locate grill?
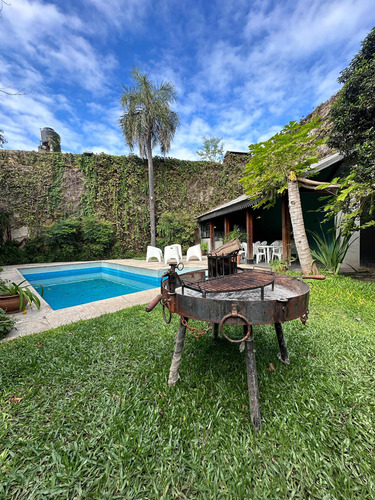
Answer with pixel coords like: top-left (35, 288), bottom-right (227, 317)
top-left (181, 270), bottom-right (275, 299)
top-left (146, 263), bottom-right (310, 430)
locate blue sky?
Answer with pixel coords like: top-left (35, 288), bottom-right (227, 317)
top-left (1, 0), bottom-right (375, 159)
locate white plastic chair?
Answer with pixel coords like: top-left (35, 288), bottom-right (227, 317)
top-left (146, 245), bottom-right (163, 263)
top-left (171, 244), bottom-right (182, 260)
top-left (164, 245), bottom-right (180, 265)
top-left (254, 242), bottom-right (266, 264)
top-left (186, 244), bottom-right (202, 262)
top-left (239, 242), bottom-right (247, 261)
top-left (271, 240), bottom-right (282, 260)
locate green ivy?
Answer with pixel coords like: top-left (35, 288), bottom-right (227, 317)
top-left (0, 150), bottom-right (248, 264)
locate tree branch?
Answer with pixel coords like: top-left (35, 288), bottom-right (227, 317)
top-left (297, 177), bottom-right (340, 188)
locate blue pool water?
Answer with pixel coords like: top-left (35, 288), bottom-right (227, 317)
top-left (21, 265), bottom-right (160, 310)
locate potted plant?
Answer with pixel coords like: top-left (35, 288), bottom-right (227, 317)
top-left (0, 280), bottom-right (43, 314)
top-left (200, 242), bottom-right (208, 256)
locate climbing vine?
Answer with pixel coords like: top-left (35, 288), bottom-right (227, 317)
top-left (0, 150), bottom-right (247, 262)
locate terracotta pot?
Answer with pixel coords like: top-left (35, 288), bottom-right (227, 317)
top-left (0, 294), bottom-right (21, 314)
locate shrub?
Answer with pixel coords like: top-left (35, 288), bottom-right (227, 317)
top-left (157, 211), bottom-right (198, 252)
top-left (0, 307), bottom-right (15, 339)
top-left (223, 225), bottom-right (247, 244)
top-left (0, 241), bottom-right (24, 266)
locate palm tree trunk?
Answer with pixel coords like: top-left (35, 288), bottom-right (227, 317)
top-left (287, 175), bottom-right (318, 275)
top-left (147, 135), bottom-right (156, 247)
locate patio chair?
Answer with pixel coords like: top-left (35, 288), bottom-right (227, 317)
top-left (186, 244), bottom-right (202, 262)
top-left (164, 245), bottom-right (180, 265)
top-left (239, 242), bottom-right (247, 261)
top-left (146, 245), bottom-right (163, 263)
top-left (171, 244), bottom-right (182, 260)
top-left (254, 242), bottom-right (266, 264)
top-left (271, 240), bottom-right (282, 260)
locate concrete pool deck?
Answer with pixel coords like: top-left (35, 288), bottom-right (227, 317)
top-left (0, 258), bottom-right (210, 342)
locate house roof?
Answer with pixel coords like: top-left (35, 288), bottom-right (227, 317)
top-left (307, 152), bottom-right (343, 174)
top-left (197, 152), bottom-right (343, 223)
top-left (197, 194), bottom-right (258, 222)
top-left (224, 150), bottom-right (249, 158)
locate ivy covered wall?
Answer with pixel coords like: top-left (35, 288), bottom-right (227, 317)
top-left (0, 150), bottom-right (246, 253)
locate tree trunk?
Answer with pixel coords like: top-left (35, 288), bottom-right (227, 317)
top-left (147, 135), bottom-right (156, 247)
top-left (287, 175), bottom-right (318, 275)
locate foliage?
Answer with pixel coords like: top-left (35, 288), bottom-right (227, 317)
top-left (0, 150), bottom-right (246, 262)
top-left (200, 242), bottom-right (208, 254)
top-left (270, 258), bottom-right (288, 273)
top-left (44, 216), bottom-right (114, 262)
top-left (156, 211), bottom-right (198, 252)
top-left (241, 119), bottom-right (324, 275)
top-left (0, 279), bottom-right (42, 312)
top-left (223, 224), bottom-right (247, 244)
top-left (241, 118), bottom-right (323, 207)
top-left (0, 241), bottom-right (24, 266)
top-left (48, 130), bottom-right (61, 152)
top-left (119, 68), bottom-right (179, 158)
top-left (0, 216), bottom-right (115, 265)
top-left (0, 129), bottom-right (6, 148)
top-left (0, 277), bottom-right (374, 497)
top-left (309, 223), bottom-right (354, 275)
top-left (0, 307), bottom-right (15, 339)
top-left (196, 136), bottom-right (224, 162)
top-left (0, 211), bottom-right (9, 245)
top-left (45, 218), bottom-right (81, 247)
top-left (328, 27), bottom-right (375, 229)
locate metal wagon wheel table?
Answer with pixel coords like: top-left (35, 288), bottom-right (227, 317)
top-left (146, 263), bottom-right (310, 430)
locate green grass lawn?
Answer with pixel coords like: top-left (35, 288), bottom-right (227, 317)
top-left (0, 276), bottom-right (374, 499)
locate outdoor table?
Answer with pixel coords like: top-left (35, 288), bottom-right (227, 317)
top-left (257, 245), bottom-right (274, 263)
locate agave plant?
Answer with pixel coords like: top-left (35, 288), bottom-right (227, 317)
top-left (309, 223), bottom-right (355, 275)
top-left (0, 280), bottom-right (43, 312)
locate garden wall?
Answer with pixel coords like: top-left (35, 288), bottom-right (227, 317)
top-left (0, 150), bottom-right (246, 254)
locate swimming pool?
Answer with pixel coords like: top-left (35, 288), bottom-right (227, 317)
top-left (19, 263), bottom-right (162, 310)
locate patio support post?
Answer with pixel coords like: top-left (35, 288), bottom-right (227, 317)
top-left (210, 221), bottom-right (215, 253)
top-left (246, 209), bottom-right (253, 259)
top-left (282, 195), bottom-right (291, 264)
top-left (224, 216), bottom-right (230, 237)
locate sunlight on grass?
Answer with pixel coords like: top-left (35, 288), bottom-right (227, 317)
top-left (0, 276), bottom-right (374, 498)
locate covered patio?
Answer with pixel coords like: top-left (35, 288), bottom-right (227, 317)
top-left (197, 153), bottom-right (354, 266)
top-left (198, 194), bottom-right (293, 264)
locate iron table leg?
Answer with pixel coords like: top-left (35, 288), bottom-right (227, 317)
top-left (244, 327), bottom-right (261, 430)
top-left (168, 317), bottom-right (187, 386)
top-left (211, 323), bottom-right (219, 340)
top-left (274, 322), bottom-right (290, 365)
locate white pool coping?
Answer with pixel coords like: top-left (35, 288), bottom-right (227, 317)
top-left (1, 258), bottom-right (207, 342)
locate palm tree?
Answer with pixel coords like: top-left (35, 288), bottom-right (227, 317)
top-left (119, 68), bottom-right (179, 246)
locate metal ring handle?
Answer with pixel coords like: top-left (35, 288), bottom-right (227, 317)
top-left (219, 312), bottom-right (252, 343)
top-left (177, 262), bottom-right (184, 271)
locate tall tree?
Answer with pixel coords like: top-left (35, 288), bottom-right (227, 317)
top-left (328, 27), bottom-right (375, 229)
top-left (197, 136), bottom-right (224, 162)
top-left (241, 119), bottom-right (324, 275)
top-left (119, 68), bottom-right (179, 246)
